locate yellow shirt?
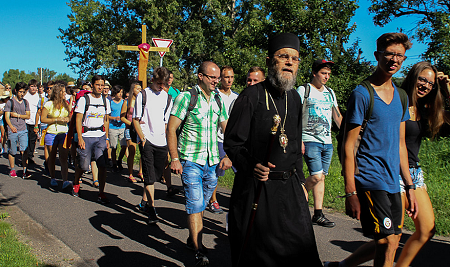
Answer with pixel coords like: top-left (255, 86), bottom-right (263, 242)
top-left (44, 101), bottom-right (69, 134)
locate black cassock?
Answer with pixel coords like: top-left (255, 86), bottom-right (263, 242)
top-left (224, 81), bottom-right (322, 267)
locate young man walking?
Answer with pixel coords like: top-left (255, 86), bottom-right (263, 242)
top-left (297, 59), bottom-right (342, 227)
top-left (167, 61), bottom-right (231, 266)
top-left (4, 82), bottom-right (31, 178)
top-left (133, 67), bottom-right (172, 224)
top-left (326, 32), bottom-right (418, 267)
top-left (72, 75), bottom-right (111, 204)
top-left (24, 79), bottom-right (41, 165)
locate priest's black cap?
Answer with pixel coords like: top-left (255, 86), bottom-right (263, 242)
top-left (268, 33), bottom-right (300, 56)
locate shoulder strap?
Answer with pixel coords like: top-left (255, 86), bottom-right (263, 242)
top-left (213, 89), bottom-right (222, 112)
top-left (82, 94), bottom-right (90, 125)
top-left (359, 79), bottom-right (375, 135)
top-left (164, 94), bottom-right (172, 116)
top-left (301, 83), bottom-right (310, 116)
top-left (177, 88), bottom-right (198, 136)
top-left (9, 99), bottom-right (14, 112)
top-left (397, 87), bottom-right (408, 120)
top-left (324, 85), bottom-right (335, 102)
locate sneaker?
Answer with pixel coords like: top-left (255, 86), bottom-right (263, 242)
top-left (97, 193), bottom-right (110, 204)
top-left (147, 206), bottom-right (159, 224)
top-left (72, 184), bottom-right (80, 197)
top-left (22, 171), bottom-right (32, 179)
top-left (9, 170), bottom-right (17, 178)
top-left (62, 181), bottom-right (73, 193)
top-left (136, 203), bottom-right (150, 215)
top-left (324, 262), bottom-right (340, 267)
top-left (50, 178), bottom-right (58, 187)
top-left (186, 236), bottom-right (208, 254)
top-left (207, 201), bottom-right (223, 214)
top-left (312, 214), bottom-right (336, 228)
top-left (194, 250), bottom-right (209, 266)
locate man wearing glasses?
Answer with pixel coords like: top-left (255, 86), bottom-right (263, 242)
top-left (167, 61), bottom-right (231, 266)
top-left (326, 33), bottom-right (418, 267)
top-left (297, 59), bottom-right (342, 228)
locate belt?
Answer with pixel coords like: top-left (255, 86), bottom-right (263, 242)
top-left (268, 169), bottom-right (296, 180)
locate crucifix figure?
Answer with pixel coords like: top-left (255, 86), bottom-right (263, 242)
top-left (117, 24), bottom-right (169, 88)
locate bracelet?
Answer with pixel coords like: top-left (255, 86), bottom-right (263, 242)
top-left (34, 126), bottom-right (39, 129)
top-left (172, 158), bottom-right (179, 162)
top-left (404, 184), bottom-right (416, 190)
top-left (106, 138), bottom-right (110, 141)
top-left (337, 191), bottom-right (357, 198)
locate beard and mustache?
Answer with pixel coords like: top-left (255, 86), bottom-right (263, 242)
top-left (267, 60), bottom-right (297, 92)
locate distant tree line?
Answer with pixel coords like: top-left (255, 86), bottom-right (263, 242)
top-left (2, 68), bottom-right (75, 87)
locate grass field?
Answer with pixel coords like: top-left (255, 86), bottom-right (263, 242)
top-left (218, 136), bottom-right (450, 237)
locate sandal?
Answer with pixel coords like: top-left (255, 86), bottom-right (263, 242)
top-left (127, 175), bottom-right (137, 183)
top-left (138, 173), bottom-right (144, 182)
top-left (79, 178), bottom-right (83, 184)
top-left (93, 180), bottom-right (99, 188)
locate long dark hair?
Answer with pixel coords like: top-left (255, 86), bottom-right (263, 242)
top-left (401, 61), bottom-right (445, 138)
top-left (49, 83), bottom-right (69, 112)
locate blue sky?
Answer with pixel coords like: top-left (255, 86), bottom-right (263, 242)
top-left (0, 0), bottom-right (427, 81)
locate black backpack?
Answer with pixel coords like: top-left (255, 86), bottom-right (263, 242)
top-left (336, 79), bottom-right (408, 170)
top-left (176, 88), bottom-right (222, 137)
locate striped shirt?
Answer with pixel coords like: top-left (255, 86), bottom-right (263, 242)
top-left (171, 85), bottom-right (228, 166)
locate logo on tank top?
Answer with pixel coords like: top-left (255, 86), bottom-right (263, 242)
top-left (383, 217), bottom-right (392, 229)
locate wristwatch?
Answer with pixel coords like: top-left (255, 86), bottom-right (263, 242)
top-left (405, 184), bottom-right (416, 190)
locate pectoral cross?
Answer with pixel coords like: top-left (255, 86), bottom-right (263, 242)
top-left (117, 24), bottom-right (169, 89)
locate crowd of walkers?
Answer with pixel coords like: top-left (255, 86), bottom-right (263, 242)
top-left (0, 31), bottom-right (449, 267)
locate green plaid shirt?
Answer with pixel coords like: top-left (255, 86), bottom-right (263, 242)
top-left (171, 85), bottom-right (228, 166)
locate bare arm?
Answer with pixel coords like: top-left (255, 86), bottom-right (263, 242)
top-left (120, 101), bottom-right (132, 126)
top-left (104, 112), bottom-right (109, 149)
top-left (133, 118), bottom-right (145, 144)
top-left (167, 115), bottom-right (182, 174)
top-left (5, 112), bottom-right (17, 133)
top-left (218, 119), bottom-right (232, 171)
top-left (76, 112), bottom-right (85, 149)
top-left (399, 121), bottom-right (418, 219)
top-left (332, 106), bottom-right (343, 129)
top-left (342, 123), bottom-right (361, 220)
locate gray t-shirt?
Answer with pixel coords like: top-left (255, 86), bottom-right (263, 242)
top-left (4, 97), bottom-right (30, 134)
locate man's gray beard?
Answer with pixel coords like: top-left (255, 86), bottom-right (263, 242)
top-left (267, 67), bottom-right (296, 92)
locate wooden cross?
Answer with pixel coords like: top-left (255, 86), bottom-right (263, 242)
top-left (117, 24), bottom-right (169, 89)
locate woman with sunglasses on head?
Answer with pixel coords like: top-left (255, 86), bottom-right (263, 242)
top-left (396, 61), bottom-right (450, 267)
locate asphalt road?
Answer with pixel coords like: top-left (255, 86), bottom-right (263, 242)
top-left (0, 146), bottom-right (449, 267)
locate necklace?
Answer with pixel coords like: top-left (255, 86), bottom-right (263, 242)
top-left (265, 89), bottom-right (288, 153)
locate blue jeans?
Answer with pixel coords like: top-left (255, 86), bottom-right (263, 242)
top-left (303, 142), bottom-right (333, 176)
top-left (181, 159), bottom-right (218, 214)
top-left (8, 130), bottom-right (28, 155)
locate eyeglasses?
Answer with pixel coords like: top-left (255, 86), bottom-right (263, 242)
top-left (417, 76), bottom-right (435, 89)
top-left (201, 73), bottom-right (221, 82)
top-left (273, 54), bottom-right (300, 63)
top-left (377, 51), bottom-right (407, 62)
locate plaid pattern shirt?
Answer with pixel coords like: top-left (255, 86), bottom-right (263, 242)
top-left (171, 85), bottom-right (228, 166)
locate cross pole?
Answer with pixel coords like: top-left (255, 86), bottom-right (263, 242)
top-left (117, 24), bottom-right (169, 89)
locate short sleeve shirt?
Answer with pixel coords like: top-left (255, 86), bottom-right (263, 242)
top-left (297, 84), bottom-right (338, 144)
top-left (346, 84), bottom-right (409, 193)
top-left (74, 94), bottom-right (111, 138)
top-left (217, 90), bottom-right (238, 142)
top-left (44, 101), bottom-right (69, 134)
top-left (109, 99), bottom-right (125, 129)
top-left (23, 92), bottom-right (40, 125)
top-left (4, 97), bottom-right (30, 134)
top-left (171, 85), bottom-right (228, 166)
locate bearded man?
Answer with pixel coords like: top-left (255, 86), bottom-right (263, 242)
top-left (224, 33), bottom-right (322, 267)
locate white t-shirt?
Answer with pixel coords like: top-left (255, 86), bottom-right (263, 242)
top-left (217, 90), bottom-right (238, 142)
top-left (133, 88), bottom-right (172, 147)
top-left (297, 83), bottom-right (338, 144)
top-left (74, 94), bottom-right (111, 138)
top-left (23, 92), bottom-right (40, 125)
top-left (0, 103), bottom-right (5, 120)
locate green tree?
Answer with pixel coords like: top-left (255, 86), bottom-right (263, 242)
top-left (369, 0), bottom-right (450, 73)
top-left (54, 73), bottom-right (76, 83)
top-left (2, 69), bottom-right (37, 87)
top-left (38, 68), bottom-right (57, 83)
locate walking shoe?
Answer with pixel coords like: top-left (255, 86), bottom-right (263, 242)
top-left (9, 170), bottom-right (17, 178)
top-left (194, 250), bottom-right (209, 266)
top-left (186, 236), bottom-right (208, 254)
top-left (117, 163), bottom-right (124, 171)
top-left (324, 262), bottom-right (340, 267)
top-left (22, 171), bottom-right (32, 179)
top-left (97, 193), bottom-right (110, 204)
top-left (312, 214), bottom-right (336, 228)
top-left (136, 203), bottom-right (150, 215)
top-left (147, 207), bottom-right (159, 224)
top-left (207, 201), bottom-right (223, 214)
top-left (62, 181), bottom-right (73, 193)
top-left (50, 178), bottom-right (58, 187)
top-left (166, 186), bottom-right (180, 197)
top-left (72, 184), bottom-right (80, 197)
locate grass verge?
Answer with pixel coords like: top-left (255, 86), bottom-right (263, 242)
top-left (0, 212), bottom-right (50, 267)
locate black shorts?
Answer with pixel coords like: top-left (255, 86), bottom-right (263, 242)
top-left (138, 140), bottom-right (168, 186)
top-left (357, 188), bottom-right (403, 239)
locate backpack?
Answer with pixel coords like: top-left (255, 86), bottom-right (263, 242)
top-left (336, 79), bottom-right (408, 173)
top-left (3, 98), bottom-right (29, 126)
top-left (176, 88), bottom-right (222, 137)
top-left (81, 94), bottom-right (108, 133)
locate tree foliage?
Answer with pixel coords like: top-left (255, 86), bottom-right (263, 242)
top-left (2, 68), bottom-right (74, 87)
top-left (59, 0), bottom-right (373, 107)
top-left (369, 0), bottom-right (450, 74)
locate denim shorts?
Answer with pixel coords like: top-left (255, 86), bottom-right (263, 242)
top-left (303, 142), bottom-right (333, 175)
top-left (399, 165), bottom-right (426, 193)
top-left (44, 133), bottom-right (67, 146)
top-left (124, 128), bottom-right (131, 140)
top-left (8, 130), bottom-right (28, 155)
top-left (76, 135), bottom-right (108, 171)
top-left (181, 159), bottom-right (218, 214)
